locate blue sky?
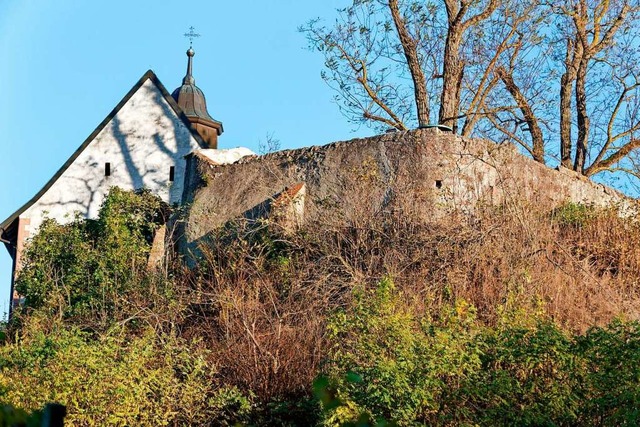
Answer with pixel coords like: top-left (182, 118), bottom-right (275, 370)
top-left (0, 0), bottom-right (372, 316)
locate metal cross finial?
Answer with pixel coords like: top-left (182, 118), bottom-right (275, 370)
top-left (184, 26), bottom-right (200, 48)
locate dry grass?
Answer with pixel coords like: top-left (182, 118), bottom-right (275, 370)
top-left (171, 195), bottom-right (640, 401)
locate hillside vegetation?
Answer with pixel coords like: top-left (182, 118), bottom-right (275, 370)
top-left (2, 188), bottom-right (640, 426)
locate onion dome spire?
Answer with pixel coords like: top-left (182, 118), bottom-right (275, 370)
top-left (171, 34), bottom-right (223, 149)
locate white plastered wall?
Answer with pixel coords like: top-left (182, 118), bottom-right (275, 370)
top-left (21, 78), bottom-right (201, 234)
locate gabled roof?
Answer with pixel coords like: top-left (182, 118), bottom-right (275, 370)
top-left (0, 70), bottom-right (207, 246)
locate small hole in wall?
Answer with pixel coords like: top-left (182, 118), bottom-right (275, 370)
top-left (435, 180), bottom-right (443, 189)
top-left (105, 162), bottom-right (111, 177)
top-left (169, 166), bottom-right (175, 182)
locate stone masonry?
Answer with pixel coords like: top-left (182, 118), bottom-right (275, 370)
top-left (179, 129), bottom-right (635, 259)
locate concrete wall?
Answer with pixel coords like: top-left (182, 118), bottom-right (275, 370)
top-left (21, 78), bottom-right (201, 235)
top-left (181, 129), bottom-right (634, 256)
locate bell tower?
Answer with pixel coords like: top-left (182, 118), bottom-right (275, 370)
top-left (171, 40), bottom-right (223, 148)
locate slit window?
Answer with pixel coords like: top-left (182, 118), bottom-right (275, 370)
top-left (435, 180), bottom-right (443, 189)
top-left (105, 162), bottom-right (111, 177)
top-left (169, 166), bottom-right (175, 182)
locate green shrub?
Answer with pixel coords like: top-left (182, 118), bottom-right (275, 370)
top-left (574, 320), bottom-right (640, 426)
top-left (551, 202), bottom-right (598, 227)
top-left (318, 279), bottom-right (640, 426)
top-left (321, 278), bottom-right (482, 426)
top-left (0, 322), bottom-right (234, 426)
top-left (471, 321), bottom-right (579, 425)
top-left (15, 188), bottom-right (168, 324)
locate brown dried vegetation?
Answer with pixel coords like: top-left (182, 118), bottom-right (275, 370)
top-left (8, 188), bottom-right (640, 422)
top-left (170, 194), bottom-right (640, 403)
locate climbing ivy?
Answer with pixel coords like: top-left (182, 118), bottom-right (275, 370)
top-left (15, 188), bottom-right (168, 323)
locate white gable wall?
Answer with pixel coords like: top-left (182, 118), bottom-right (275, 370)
top-left (21, 78), bottom-right (201, 235)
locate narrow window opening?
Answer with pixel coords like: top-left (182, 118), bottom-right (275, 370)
top-left (169, 166), bottom-right (175, 182)
top-left (105, 162), bottom-right (111, 177)
top-left (435, 180), bottom-right (443, 189)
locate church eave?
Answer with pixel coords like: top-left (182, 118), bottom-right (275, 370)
top-left (188, 116), bottom-right (224, 135)
top-left (0, 221), bottom-right (17, 256)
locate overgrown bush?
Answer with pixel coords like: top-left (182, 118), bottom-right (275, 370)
top-left (320, 278), bottom-right (481, 425)
top-left (193, 219), bottom-right (328, 403)
top-left (574, 320), bottom-right (640, 425)
top-left (319, 278), bottom-right (640, 426)
top-left (0, 318), bottom-right (252, 426)
top-left (15, 188), bottom-right (169, 328)
top-left (5, 189), bottom-right (640, 425)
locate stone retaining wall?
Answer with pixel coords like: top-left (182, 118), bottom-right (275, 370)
top-left (179, 129), bottom-right (634, 258)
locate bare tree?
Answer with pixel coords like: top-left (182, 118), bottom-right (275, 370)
top-left (301, 1), bottom-right (431, 131)
top-left (553, 0), bottom-right (640, 175)
top-left (487, 0), bottom-right (640, 175)
top-left (258, 132), bottom-right (282, 155)
top-left (303, 0), bottom-right (640, 184)
top-left (389, 0), bottom-right (431, 126)
top-left (459, 0), bottom-right (549, 166)
top-left (439, 0), bottom-right (499, 131)
top-left (302, 0), bottom-right (533, 133)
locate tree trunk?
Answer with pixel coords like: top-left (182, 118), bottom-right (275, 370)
top-left (573, 56), bottom-right (589, 173)
top-left (497, 67), bottom-right (545, 164)
top-left (559, 40), bottom-right (578, 169)
top-left (440, 28), bottom-right (463, 132)
top-left (559, 72), bottom-right (574, 168)
top-left (389, 0), bottom-right (430, 127)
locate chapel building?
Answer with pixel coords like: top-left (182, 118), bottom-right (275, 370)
top-left (0, 47), bottom-right (247, 312)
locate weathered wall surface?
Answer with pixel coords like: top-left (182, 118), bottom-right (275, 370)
top-left (181, 129), bottom-right (633, 257)
top-left (22, 78), bottom-right (201, 235)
